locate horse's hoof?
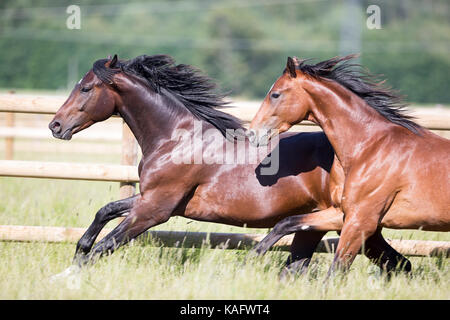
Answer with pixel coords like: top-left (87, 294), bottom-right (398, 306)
top-left (49, 265), bottom-right (81, 289)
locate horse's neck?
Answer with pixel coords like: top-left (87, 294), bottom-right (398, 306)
top-left (305, 80), bottom-right (389, 171)
top-left (118, 89), bottom-right (195, 157)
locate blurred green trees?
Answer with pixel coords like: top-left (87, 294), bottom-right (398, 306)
top-left (0, 0), bottom-right (449, 103)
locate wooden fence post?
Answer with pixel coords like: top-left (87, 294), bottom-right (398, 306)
top-left (119, 121), bottom-right (138, 199)
top-left (4, 112), bottom-right (15, 160)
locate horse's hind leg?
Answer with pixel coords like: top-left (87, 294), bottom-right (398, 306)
top-left (280, 230), bottom-right (327, 278)
top-left (249, 207), bottom-right (343, 257)
top-left (73, 195), bottom-right (138, 264)
top-left (364, 228), bottom-right (411, 274)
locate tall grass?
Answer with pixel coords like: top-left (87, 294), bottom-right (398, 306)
top-left (0, 241), bottom-right (447, 299)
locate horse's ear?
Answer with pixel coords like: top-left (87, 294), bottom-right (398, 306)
top-left (292, 56), bottom-right (302, 65)
top-left (110, 54), bottom-right (118, 69)
top-left (286, 57), bottom-right (297, 78)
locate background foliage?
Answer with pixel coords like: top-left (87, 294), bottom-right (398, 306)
top-left (1, 0), bottom-right (449, 103)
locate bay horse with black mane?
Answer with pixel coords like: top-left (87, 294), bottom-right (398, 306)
top-left (49, 54), bottom-right (409, 278)
top-left (248, 54), bottom-right (449, 276)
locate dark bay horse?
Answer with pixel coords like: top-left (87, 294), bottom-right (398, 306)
top-left (48, 54), bottom-right (408, 278)
top-left (248, 54), bottom-right (449, 275)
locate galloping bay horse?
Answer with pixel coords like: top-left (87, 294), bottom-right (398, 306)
top-left (248, 54), bottom-right (449, 275)
top-left (49, 54), bottom-right (409, 277)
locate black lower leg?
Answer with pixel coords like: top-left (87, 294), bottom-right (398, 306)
top-left (73, 195), bottom-right (138, 264)
top-left (281, 231), bottom-right (326, 278)
top-left (250, 215), bottom-right (312, 257)
top-left (364, 229), bottom-right (412, 275)
top-left (75, 209), bottom-right (168, 267)
top-left (75, 219), bottom-right (133, 267)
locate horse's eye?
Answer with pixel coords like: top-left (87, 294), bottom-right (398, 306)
top-left (80, 87), bottom-right (92, 93)
top-left (271, 92), bottom-right (280, 99)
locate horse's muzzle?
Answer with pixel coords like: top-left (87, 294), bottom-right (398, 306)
top-left (49, 119), bottom-right (72, 140)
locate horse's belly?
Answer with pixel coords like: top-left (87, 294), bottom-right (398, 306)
top-left (381, 191), bottom-right (450, 231)
top-left (181, 179), bottom-right (318, 228)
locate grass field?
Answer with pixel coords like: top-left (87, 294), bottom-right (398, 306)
top-left (0, 148), bottom-right (449, 300)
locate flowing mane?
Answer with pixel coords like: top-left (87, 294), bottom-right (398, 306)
top-left (294, 54), bottom-right (423, 135)
top-left (93, 54), bottom-right (243, 138)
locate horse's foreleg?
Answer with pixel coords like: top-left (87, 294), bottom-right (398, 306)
top-left (249, 207), bottom-right (343, 257)
top-left (73, 195), bottom-right (138, 264)
top-left (76, 193), bottom-right (174, 267)
top-left (327, 203), bottom-right (380, 277)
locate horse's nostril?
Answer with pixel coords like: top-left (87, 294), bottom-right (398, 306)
top-left (49, 120), bottom-right (61, 134)
top-left (246, 130), bottom-right (260, 146)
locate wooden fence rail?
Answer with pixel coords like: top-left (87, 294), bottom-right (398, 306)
top-left (2, 94), bottom-right (450, 130)
top-left (0, 127), bottom-right (122, 141)
top-left (0, 160), bottom-right (138, 182)
top-left (0, 225), bottom-right (448, 257)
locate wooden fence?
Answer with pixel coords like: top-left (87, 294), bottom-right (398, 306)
top-left (1, 93), bottom-right (449, 257)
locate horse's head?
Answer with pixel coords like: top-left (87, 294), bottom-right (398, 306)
top-left (49, 55), bottom-right (121, 140)
top-left (247, 57), bottom-right (313, 147)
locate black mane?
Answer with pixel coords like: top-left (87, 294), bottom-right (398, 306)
top-left (295, 54), bottom-right (423, 135)
top-left (93, 55), bottom-right (243, 139)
